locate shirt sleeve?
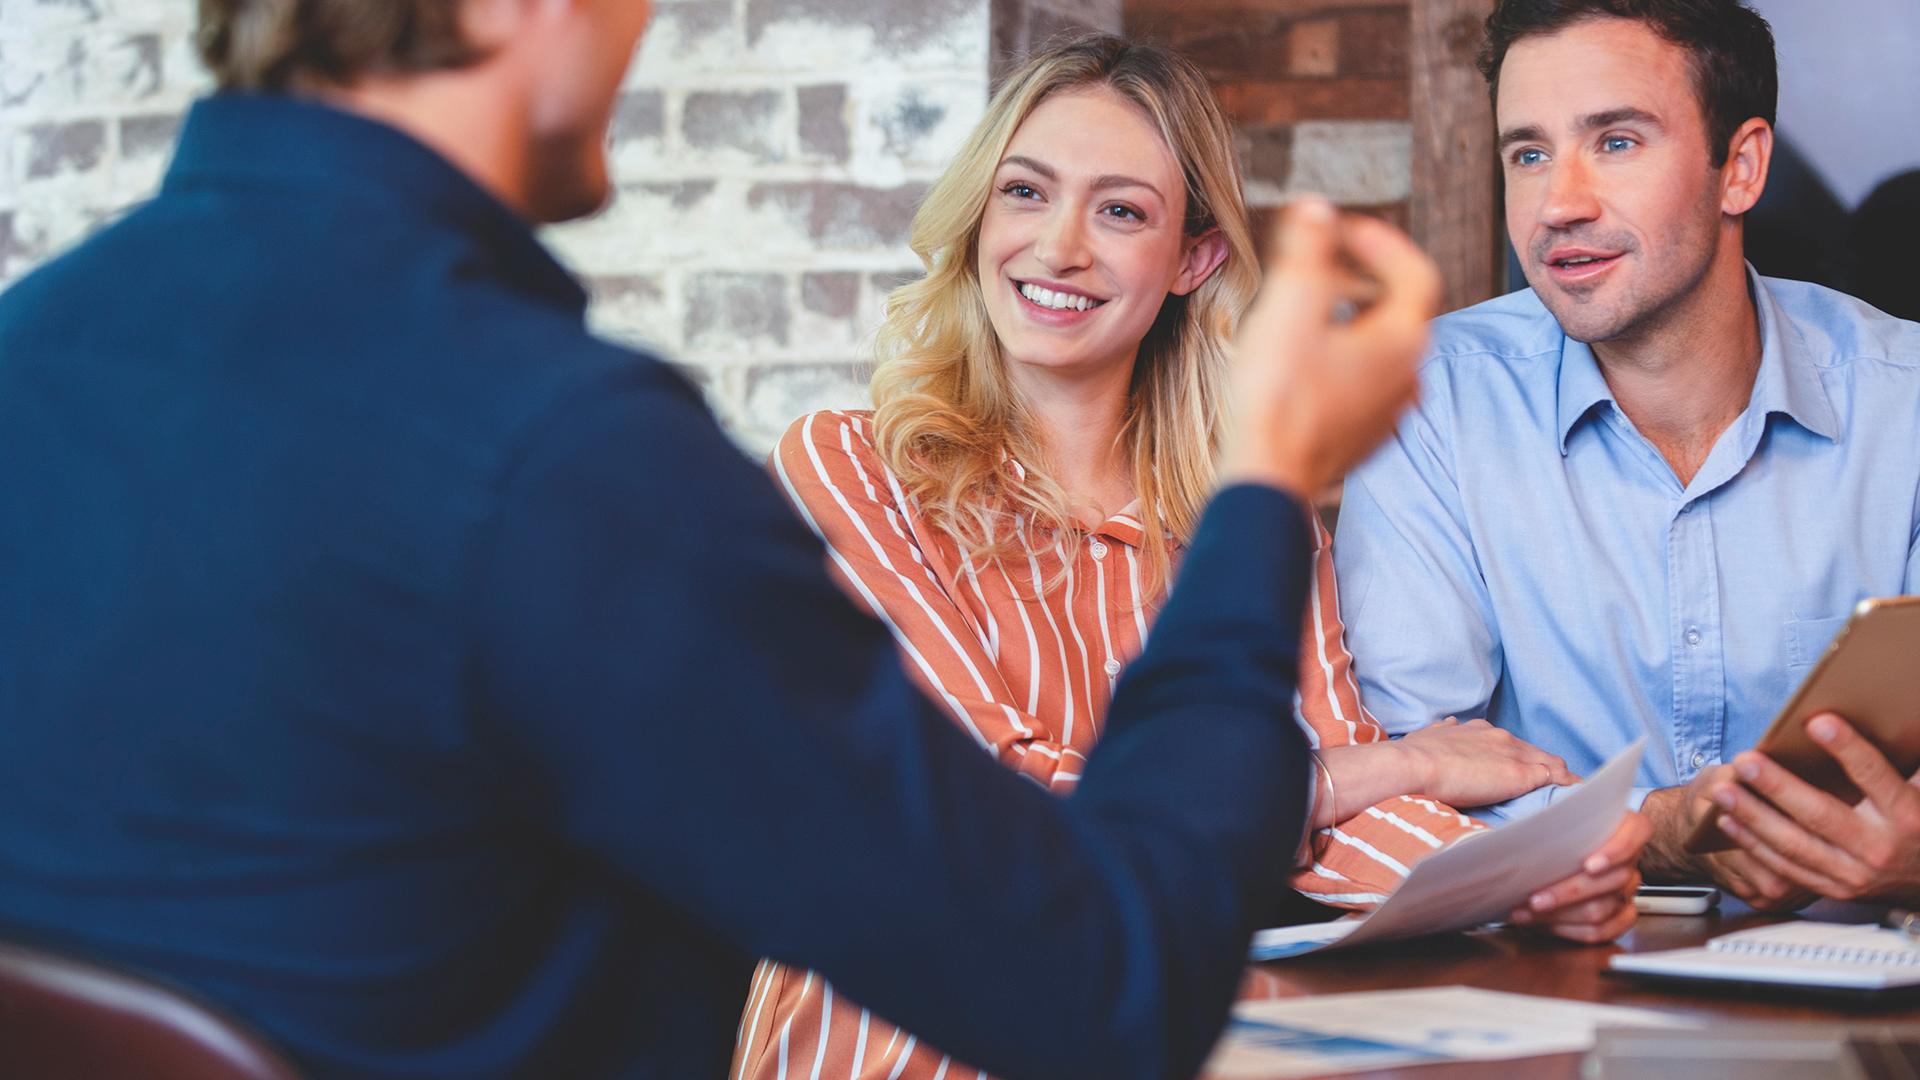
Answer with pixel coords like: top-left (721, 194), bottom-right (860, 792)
top-left (468, 363), bottom-right (1315, 1080)
top-left (1288, 508), bottom-right (1486, 908)
top-left (1333, 362), bottom-right (1504, 735)
top-left (770, 412), bottom-right (1084, 791)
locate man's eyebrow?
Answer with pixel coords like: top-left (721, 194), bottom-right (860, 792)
top-left (1496, 123), bottom-right (1548, 152)
top-left (1499, 108), bottom-right (1667, 152)
top-left (1579, 106), bottom-right (1664, 131)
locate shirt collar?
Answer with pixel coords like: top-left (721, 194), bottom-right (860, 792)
top-left (1746, 266), bottom-right (1841, 443)
top-left (1553, 265), bottom-right (1840, 454)
top-left (1000, 454), bottom-right (1151, 547)
top-left (163, 93), bottom-right (588, 317)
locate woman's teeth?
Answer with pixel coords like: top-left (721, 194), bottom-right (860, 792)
top-left (1019, 282), bottom-right (1101, 312)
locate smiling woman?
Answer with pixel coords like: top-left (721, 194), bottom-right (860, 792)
top-left (732, 33), bottom-right (1586, 1080)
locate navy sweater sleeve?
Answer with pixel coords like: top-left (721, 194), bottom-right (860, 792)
top-left (471, 367), bottom-right (1313, 1080)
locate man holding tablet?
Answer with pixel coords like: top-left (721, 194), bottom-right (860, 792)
top-left (1333, 0), bottom-right (1920, 911)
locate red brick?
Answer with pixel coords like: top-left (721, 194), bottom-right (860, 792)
top-left (1288, 18), bottom-right (1340, 77)
top-left (1214, 77), bottom-right (1409, 123)
top-left (1336, 8), bottom-right (1410, 79)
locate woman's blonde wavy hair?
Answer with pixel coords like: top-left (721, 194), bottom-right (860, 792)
top-left (868, 34), bottom-right (1257, 596)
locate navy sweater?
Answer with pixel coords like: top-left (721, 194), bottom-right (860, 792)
top-left (0, 94), bottom-right (1312, 1079)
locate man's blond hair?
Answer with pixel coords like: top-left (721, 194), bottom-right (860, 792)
top-left (196, 0), bottom-right (484, 90)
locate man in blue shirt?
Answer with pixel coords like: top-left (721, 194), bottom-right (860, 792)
top-left (1336, 0), bottom-right (1920, 912)
top-left (0, 2), bottom-right (1649, 1078)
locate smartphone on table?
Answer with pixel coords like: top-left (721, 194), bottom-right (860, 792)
top-left (1633, 886), bottom-right (1720, 915)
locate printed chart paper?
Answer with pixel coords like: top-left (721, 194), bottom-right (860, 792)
top-left (1203, 985), bottom-right (1690, 1079)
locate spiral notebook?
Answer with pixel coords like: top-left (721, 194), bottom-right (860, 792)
top-left (1610, 922), bottom-right (1920, 993)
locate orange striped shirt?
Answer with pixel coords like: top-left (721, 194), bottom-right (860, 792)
top-left (733, 410), bottom-right (1484, 1080)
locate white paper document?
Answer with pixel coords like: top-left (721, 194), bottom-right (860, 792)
top-left (1251, 739), bottom-right (1646, 960)
top-left (1203, 986), bottom-right (1690, 1079)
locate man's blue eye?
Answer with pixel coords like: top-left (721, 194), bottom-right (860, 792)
top-left (1604, 137), bottom-right (1634, 152)
top-left (1517, 149), bottom-right (1546, 166)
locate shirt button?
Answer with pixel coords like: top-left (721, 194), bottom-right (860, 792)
top-left (1692, 752), bottom-right (1707, 769)
top-left (1089, 541), bottom-right (1108, 559)
top-left (1103, 658), bottom-right (1121, 677)
top-left (1686, 627), bottom-right (1702, 647)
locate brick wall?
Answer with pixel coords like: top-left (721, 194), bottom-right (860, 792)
top-left (1, 0), bottom-right (1407, 453)
top-left (0, 0), bottom-right (1115, 454)
top-left (550, 0), bottom-right (1010, 450)
top-left (1125, 0), bottom-right (1413, 241)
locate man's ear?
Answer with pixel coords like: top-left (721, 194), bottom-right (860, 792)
top-left (1722, 117), bottom-right (1773, 217)
top-left (1172, 228), bottom-right (1229, 297)
top-left (458, 0), bottom-right (542, 51)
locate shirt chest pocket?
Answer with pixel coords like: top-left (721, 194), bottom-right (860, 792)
top-left (1785, 614), bottom-right (1854, 679)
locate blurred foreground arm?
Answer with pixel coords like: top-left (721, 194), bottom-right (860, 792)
top-left (476, 200), bottom-right (1438, 1080)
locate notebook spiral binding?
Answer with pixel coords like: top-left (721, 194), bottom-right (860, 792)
top-left (1708, 938), bottom-right (1920, 966)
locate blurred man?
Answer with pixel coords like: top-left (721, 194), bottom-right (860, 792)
top-left (1334, 0), bottom-right (1920, 912)
top-left (0, 2), bottom-right (1650, 1078)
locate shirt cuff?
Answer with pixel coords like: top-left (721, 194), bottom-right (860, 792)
top-left (1473, 782), bottom-right (1656, 826)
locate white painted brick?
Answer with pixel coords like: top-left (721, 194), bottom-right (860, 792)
top-left (852, 78), bottom-right (985, 174)
top-left (628, 0), bottom-right (740, 84)
top-left (4, 0), bottom-right (107, 34)
top-left (734, 362), bottom-right (873, 453)
top-left (586, 273), bottom-right (680, 355)
top-left (0, 32), bottom-right (86, 117)
top-left (1276, 120), bottom-right (1413, 206)
top-left (745, 2), bottom-right (988, 78)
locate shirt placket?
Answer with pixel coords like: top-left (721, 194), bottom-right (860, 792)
top-left (1668, 497), bottom-right (1727, 783)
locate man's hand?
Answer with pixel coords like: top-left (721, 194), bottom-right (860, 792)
top-left (1508, 811), bottom-right (1650, 943)
top-left (1396, 717), bottom-right (1579, 809)
top-left (1220, 196), bottom-right (1440, 500)
top-left (1712, 713), bottom-right (1920, 904)
top-left (1638, 767), bottom-right (1816, 912)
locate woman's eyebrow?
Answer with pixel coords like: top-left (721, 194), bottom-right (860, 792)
top-left (999, 155), bottom-right (1164, 201)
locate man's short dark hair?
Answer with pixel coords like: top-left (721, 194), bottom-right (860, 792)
top-left (197, 0), bottom-right (485, 91)
top-left (1478, 0), bottom-right (1778, 167)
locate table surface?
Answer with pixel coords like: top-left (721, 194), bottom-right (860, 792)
top-left (1218, 908), bottom-right (1920, 1079)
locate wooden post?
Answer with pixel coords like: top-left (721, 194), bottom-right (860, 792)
top-left (1411, 0), bottom-right (1503, 313)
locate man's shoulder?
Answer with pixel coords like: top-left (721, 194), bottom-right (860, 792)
top-left (1759, 276), bottom-right (1920, 371)
top-left (1423, 287), bottom-right (1565, 371)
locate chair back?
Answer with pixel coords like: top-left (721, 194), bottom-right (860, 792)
top-left (0, 940), bottom-right (301, 1080)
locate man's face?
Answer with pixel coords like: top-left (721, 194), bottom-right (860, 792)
top-left (1496, 17), bottom-right (1727, 344)
top-left (523, 0), bottom-right (654, 222)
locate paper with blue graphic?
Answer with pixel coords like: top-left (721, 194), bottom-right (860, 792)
top-left (1251, 739), bottom-right (1646, 960)
top-left (1203, 986), bottom-right (1688, 1078)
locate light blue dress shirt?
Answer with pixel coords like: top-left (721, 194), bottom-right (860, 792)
top-left (1335, 271), bottom-right (1920, 821)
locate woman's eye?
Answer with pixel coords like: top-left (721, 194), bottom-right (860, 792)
top-left (1101, 204), bottom-right (1144, 222)
top-left (1002, 183), bottom-right (1039, 199)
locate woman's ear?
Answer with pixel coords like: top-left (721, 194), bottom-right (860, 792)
top-left (1171, 228), bottom-right (1229, 297)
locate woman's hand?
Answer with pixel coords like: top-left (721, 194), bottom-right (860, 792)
top-left (1311, 720), bottom-right (1575, 829)
top-left (1395, 718), bottom-right (1579, 809)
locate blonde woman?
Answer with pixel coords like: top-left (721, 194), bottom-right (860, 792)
top-left (736, 36), bottom-right (1645, 1080)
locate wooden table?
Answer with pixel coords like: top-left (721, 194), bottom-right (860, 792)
top-left (1221, 908), bottom-right (1920, 1078)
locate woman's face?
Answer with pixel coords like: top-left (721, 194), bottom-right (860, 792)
top-left (977, 87), bottom-right (1223, 382)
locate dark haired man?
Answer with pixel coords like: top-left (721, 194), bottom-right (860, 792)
top-left (1335, 0), bottom-right (1920, 912)
top-left (0, 2), bottom-right (1651, 1079)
